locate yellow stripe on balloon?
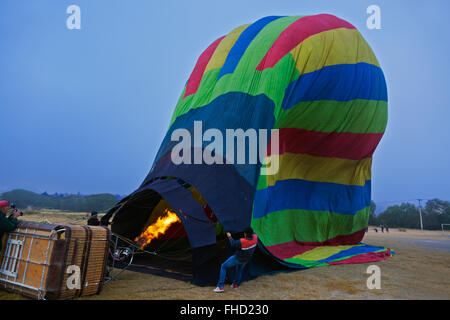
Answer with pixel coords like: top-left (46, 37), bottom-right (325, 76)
top-left (290, 28), bottom-right (380, 75)
top-left (264, 153), bottom-right (372, 187)
top-left (188, 185), bottom-right (207, 206)
top-left (291, 244), bottom-right (364, 261)
top-left (204, 24), bottom-right (250, 73)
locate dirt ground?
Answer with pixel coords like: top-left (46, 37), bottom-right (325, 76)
top-left (1, 211), bottom-right (449, 300)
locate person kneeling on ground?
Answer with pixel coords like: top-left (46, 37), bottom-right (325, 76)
top-left (214, 227), bottom-right (257, 293)
top-left (0, 201), bottom-right (21, 251)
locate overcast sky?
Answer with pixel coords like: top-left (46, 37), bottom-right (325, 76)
top-left (1, 0), bottom-right (449, 204)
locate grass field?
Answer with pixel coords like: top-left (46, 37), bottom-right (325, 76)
top-left (1, 211), bottom-right (449, 300)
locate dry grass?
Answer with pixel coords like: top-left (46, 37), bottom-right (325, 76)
top-left (1, 212), bottom-right (449, 300)
top-left (20, 209), bottom-right (91, 225)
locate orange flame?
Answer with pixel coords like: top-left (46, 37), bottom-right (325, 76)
top-left (134, 208), bottom-right (181, 249)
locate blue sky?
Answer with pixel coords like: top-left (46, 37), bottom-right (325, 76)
top-left (0, 0), bottom-right (449, 205)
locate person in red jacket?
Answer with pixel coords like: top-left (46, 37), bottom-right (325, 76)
top-left (214, 227), bottom-right (257, 292)
top-left (0, 201), bottom-right (21, 252)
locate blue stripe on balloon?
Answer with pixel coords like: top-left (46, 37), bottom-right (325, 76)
top-left (252, 179), bottom-right (371, 218)
top-left (217, 16), bottom-right (284, 79)
top-left (282, 62), bottom-right (387, 109)
top-left (317, 244), bottom-right (387, 264)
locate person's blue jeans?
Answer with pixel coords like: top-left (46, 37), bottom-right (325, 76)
top-left (217, 255), bottom-right (247, 288)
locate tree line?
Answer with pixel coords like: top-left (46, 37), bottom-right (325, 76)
top-left (369, 199), bottom-right (450, 230)
top-left (1, 189), bottom-right (118, 213)
top-left (2, 189), bottom-right (449, 230)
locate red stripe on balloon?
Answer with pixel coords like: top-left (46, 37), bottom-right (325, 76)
top-left (267, 128), bottom-right (383, 160)
top-left (183, 36), bottom-right (225, 98)
top-left (256, 14), bottom-right (356, 71)
top-left (266, 229), bottom-right (366, 260)
top-left (327, 249), bottom-right (392, 265)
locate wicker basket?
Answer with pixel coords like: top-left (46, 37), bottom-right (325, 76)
top-left (0, 220), bottom-right (110, 300)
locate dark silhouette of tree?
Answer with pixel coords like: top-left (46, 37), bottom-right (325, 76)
top-left (369, 200), bottom-right (378, 225)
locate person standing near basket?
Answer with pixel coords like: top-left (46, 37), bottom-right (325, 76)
top-left (0, 201), bottom-right (21, 251)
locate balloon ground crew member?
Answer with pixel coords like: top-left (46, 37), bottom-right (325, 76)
top-left (214, 227), bottom-right (257, 293)
top-left (87, 211), bottom-right (100, 226)
top-left (0, 201), bottom-right (21, 252)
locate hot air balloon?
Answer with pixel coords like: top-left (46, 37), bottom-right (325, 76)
top-left (104, 14), bottom-right (392, 285)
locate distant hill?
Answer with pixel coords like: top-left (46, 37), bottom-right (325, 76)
top-left (1, 189), bottom-right (119, 213)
